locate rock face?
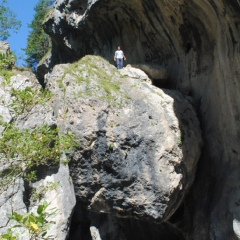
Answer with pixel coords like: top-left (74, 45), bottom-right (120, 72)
top-left (39, 0), bottom-right (240, 239)
top-left (0, 54), bottom-right (202, 239)
top-left (0, 45), bottom-right (202, 239)
top-left (45, 55), bottom-right (202, 238)
top-left (0, 41), bottom-right (10, 55)
top-left (0, 41), bottom-right (15, 68)
top-left (119, 65), bottom-right (152, 84)
top-left (0, 69), bottom-right (76, 240)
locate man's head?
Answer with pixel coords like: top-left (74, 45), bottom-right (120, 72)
top-left (118, 46), bottom-right (121, 50)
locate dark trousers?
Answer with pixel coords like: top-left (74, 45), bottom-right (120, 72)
top-left (116, 58), bottom-right (123, 69)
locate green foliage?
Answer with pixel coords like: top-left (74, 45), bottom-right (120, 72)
top-left (177, 133), bottom-right (184, 147)
top-left (108, 142), bottom-right (115, 150)
top-left (0, 123), bottom-right (77, 191)
top-left (0, 229), bottom-right (16, 240)
top-left (0, 201), bottom-right (57, 240)
top-left (0, 57), bottom-right (78, 239)
top-left (0, 82), bottom-right (77, 237)
top-left (0, 85), bottom-right (78, 192)
top-left (24, 0), bottom-right (53, 70)
top-left (10, 87), bottom-right (52, 114)
top-left (0, 52), bottom-right (16, 70)
top-left (0, 0), bottom-right (21, 40)
top-left (59, 56), bottom-right (129, 106)
top-left (0, 68), bottom-right (14, 83)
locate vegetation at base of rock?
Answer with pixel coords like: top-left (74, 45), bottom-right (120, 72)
top-left (0, 0), bottom-right (21, 41)
top-left (24, 0), bottom-right (54, 71)
top-left (0, 201), bottom-right (57, 240)
top-left (0, 79), bottom-right (78, 193)
top-left (0, 123), bottom-right (77, 191)
top-left (0, 52), bottom-right (16, 70)
top-left (10, 87), bottom-right (52, 115)
top-left (0, 69), bottom-right (14, 83)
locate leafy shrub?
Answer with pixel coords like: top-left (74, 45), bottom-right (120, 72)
top-left (0, 201), bottom-right (57, 240)
top-left (0, 58), bottom-right (78, 239)
top-left (0, 52), bottom-right (16, 69)
top-left (0, 123), bottom-right (77, 192)
top-left (10, 87), bottom-right (52, 115)
top-left (0, 68), bottom-right (14, 83)
top-left (0, 78), bottom-right (78, 192)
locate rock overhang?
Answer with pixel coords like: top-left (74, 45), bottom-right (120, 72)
top-left (39, 0), bottom-right (220, 92)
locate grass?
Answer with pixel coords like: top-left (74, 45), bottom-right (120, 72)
top-left (0, 69), bottom-right (14, 84)
top-left (57, 55), bottom-right (129, 105)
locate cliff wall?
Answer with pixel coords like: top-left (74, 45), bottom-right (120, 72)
top-left (40, 0), bottom-right (240, 239)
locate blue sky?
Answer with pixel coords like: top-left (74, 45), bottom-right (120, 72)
top-left (7, 0), bottom-right (39, 66)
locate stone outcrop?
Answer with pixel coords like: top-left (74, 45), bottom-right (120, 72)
top-left (0, 41), bottom-right (10, 55)
top-left (0, 69), bottom-right (75, 240)
top-left (0, 52), bottom-right (203, 239)
top-left (119, 65), bottom-right (152, 84)
top-left (38, 0), bottom-right (240, 239)
top-left (127, 64), bottom-right (169, 87)
top-left (0, 50), bottom-right (202, 239)
top-left (44, 55), bottom-right (202, 238)
top-left (0, 41), bottom-right (15, 69)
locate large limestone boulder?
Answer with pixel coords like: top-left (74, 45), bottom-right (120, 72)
top-left (45, 55), bottom-right (202, 223)
top-left (1, 54), bottom-right (201, 239)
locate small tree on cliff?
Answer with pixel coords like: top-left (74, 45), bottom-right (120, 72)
top-left (0, 0), bottom-right (21, 40)
top-left (25, 0), bottom-right (53, 71)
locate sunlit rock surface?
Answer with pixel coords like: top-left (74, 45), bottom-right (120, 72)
top-left (45, 55), bottom-right (202, 238)
top-left (38, 0), bottom-right (240, 239)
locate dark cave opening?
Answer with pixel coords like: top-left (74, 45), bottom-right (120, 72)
top-left (68, 200), bottom-right (186, 240)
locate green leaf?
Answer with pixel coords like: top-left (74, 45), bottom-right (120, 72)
top-left (12, 225), bottom-right (22, 228)
top-left (11, 212), bottom-right (23, 222)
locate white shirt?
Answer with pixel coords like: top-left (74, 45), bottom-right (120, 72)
top-left (115, 50), bottom-right (124, 59)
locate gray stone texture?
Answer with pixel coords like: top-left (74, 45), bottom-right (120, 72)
top-left (30, 164), bottom-right (76, 240)
top-left (0, 68), bottom-right (75, 239)
top-left (0, 41), bottom-right (10, 55)
top-left (0, 52), bottom-right (202, 239)
top-left (45, 55), bottom-right (202, 225)
top-left (38, 0), bottom-right (240, 239)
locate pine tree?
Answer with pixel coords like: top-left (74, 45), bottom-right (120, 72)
top-left (0, 0), bottom-right (21, 40)
top-left (25, 0), bottom-right (53, 71)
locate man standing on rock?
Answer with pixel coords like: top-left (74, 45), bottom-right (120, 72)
top-left (114, 46), bottom-right (126, 69)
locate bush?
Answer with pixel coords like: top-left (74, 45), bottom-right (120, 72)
top-left (0, 201), bottom-right (57, 240)
top-left (0, 51), bottom-right (16, 69)
top-left (0, 84), bottom-right (78, 192)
